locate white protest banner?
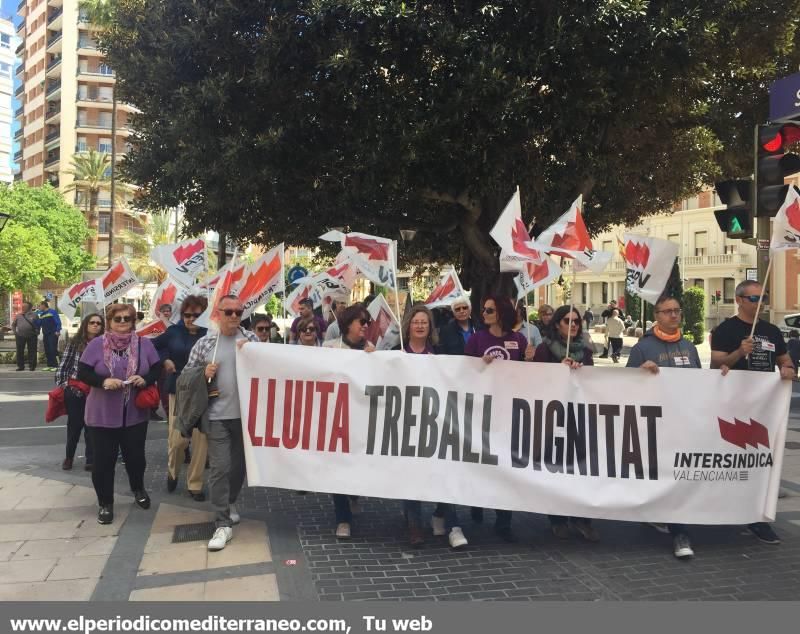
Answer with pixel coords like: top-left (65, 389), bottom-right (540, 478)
top-left (366, 294), bottom-right (401, 351)
top-left (151, 277), bottom-right (191, 321)
top-left (57, 279), bottom-right (99, 320)
top-left (237, 346), bottom-right (790, 524)
top-left (237, 245), bottom-right (285, 319)
top-left (622, 233), bottom-right (679, 304)
top-left (99, 257), bottom-right (138, 304)
top-left (770, 186), bottom-right (800, 252)
top-left (150, 238), bottom-right (207, 287)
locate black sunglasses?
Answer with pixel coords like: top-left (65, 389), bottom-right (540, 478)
top-left (481, 307), bottom-right (496, 314)
top-left (112, 315), bottom-right (132, 323)
top-left (255, 326), bottom-right (269, 332)
top-left (87, 320), bottom-right (103, 326)
top-left (221, 309), bottom-right (244, 317)
top-left (301, 326), bottom-right (318, 334)
top-left (739, 294), bottom-right (768, 303)
top-left (183, 312), bottom-right (201, 319)
top-left (358, 318), bottom-right (372, 326)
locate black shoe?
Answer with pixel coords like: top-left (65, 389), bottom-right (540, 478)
top-left (470, 507), bottom-right (484, 524)
top-left (749, 522), bottom-right (781, 544)
top-left (15, 367), bottom-right (24, 371)
top-left (97, 505), bottom-right (113, 525)
top-left (494, 526), bottom-right (518, 543)
top-left (189, 491), bottom-right (206, 502)
top-left (167, 476), bottom-right (177, 493)
top-left (133, 489), bottom-right (151, 510)
top-left (62, 458), bottom-right (73, 470)
top-left (84, 463), bottom-right (93, 472)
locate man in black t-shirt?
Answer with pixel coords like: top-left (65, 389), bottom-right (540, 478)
top-left (711, 280), bottom-right (796, 545)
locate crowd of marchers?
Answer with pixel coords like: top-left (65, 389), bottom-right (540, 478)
top-left (43, 279), bottom-right (798, 561)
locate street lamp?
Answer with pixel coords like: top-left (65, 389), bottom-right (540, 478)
top-left (0, 212), bottom-right (10, 233)
top-left (399, 228), bottom-right (417, 243)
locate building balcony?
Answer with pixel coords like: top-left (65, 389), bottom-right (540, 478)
top-left (46, 32), bottom-right (62, 53)
top-left (14, 84), bottom-right (23, 97)
top-left (15, 42), bottom-right (24, 56)
top-left (49, 0), bottom-right (63, 7)
top-left (44, 130), bottom-right (60, 146)
top-left (77, 11), bottom-right (90, 27)
top-left (46, 56), bottom-right (62, 77)
top-left (679, 253), bottom-right (753, 268)
top-left (76, 121), bottom-right (114, 133)
top-left (16, 20), bottom-right (24, 33)
top-left (14, 150), bottom-right (22, 161)
top-left (44, 155), bottom-right (60, 169)
top-left (46, 79), bottom-right (61, 97)
top-left (17, 0), bottom-right (26, 11)
top-left (47, 7), bottom-right (63, 28)
top-left (45, 106), bottom-right (61, 124)
top-left (14, 128), bottom-right (22, 140)
top-left (77, 38), bottom-right (100, 55)
top-left (14, 106), bottom-right (23, 119)
top-left (77, 69), bottom-right (115, 84)
top-left (48, 177), bottom-right (60, 188)
top-left (15, 62), bottom-right (24, 75)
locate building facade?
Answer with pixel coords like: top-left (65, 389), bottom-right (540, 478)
top-left (15, 0), bottom-right (139, 267)
top-left (0, 18), bottom-right (15, 183)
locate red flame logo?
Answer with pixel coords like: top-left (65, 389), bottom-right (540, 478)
top-left (344, 235), bottom-right (391, 261)
top-left (238, 256), bottom-right (282, 301)
top-left (786, 198), bottom-right (800, 232)
top-left (172, 239), bottom-right (204, 264)
top-left (102, 262), bottom-right (125, 287)
top-left (624, 241), bottom-right (650, 269)
top-left (718, 418), bottom-right (770, 450)
top-left (425, 275), bottom-right (456, 304)
top-left (548, 206), bottom-right (593, 254)
top-left (69, 280), bottom-right (95, 299)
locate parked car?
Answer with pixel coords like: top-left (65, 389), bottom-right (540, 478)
top-left (780, 313), bottom-right (800, 337)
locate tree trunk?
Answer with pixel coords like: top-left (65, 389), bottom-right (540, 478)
top-left (108, 89), bottom-right (117, 268)
top-left (88, 190), bottom-right (99, 265)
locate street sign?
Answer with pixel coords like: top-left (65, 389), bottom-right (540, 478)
top-left (745, 268), bottom-right (758, 281)
top-left (45, 292), bottom-right (53, 301)
top-left (770, 72), bottom-right (800, 122)
top-left (287, 265), bottom-right (308, 284)
top-left (757, 239), bottom-right (770, 250)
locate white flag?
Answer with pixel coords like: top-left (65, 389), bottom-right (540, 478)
top-left (57, 279), bottom-right (99, 320)
top-left (151, 278), bottom-right (192, 322)
top-left (424, 269), bottom-right (466, 309)
top-left (513, 257), bottom-right (561, 298)
top-left (489, 189), bottom-right (548, 262)
top-left (150, 238), bottom-right (207, 287)
top-left (366, 294), bottom-right (401, 351)
top-left (99, 257), bottom-right (138, 304)
top-left (237, 245), bottom-right (285, 319)
top-left (770, 186), bottom-right (800, 252)
top-left (320, 230), bottom-right (397, 289)
top-left (622, 234), bottom-right (679, 304)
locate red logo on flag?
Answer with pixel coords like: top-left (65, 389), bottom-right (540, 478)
top-left (69, 280), bottom-right (95, 299)
top-left (344, 235), bottom-right (391, 261)
top-left (718, 418), bottom-right (770, 450)
top-left (425, 275), bottom-right (456, 304)
top-left (624, 241), bottom-right (651, 269)
top-left (103, 262), bottom-right (125, 286)
top-left (526, 260), bottom-right (551, 284)
top-left (238, 256), bottom-right (282, 300)
top-left (172, 239), bottom-right (204, 264)
top-left (158, 283), bottom-right (178, 307)
top-left (549, 209), bottom-right (593, 253)
top-left (786, 199), bottom-right (800, 232)
top-left (511, 219), bottom-right (543, 260)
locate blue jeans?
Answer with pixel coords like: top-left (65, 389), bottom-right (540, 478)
top-left (404, 501), bottom-right (459, 528)
top-left (43, 332), bottom-right (58, 367)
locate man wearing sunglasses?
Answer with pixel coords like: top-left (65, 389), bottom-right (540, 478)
top-left (184, 295), bottom-right (259, 552)
top-left (711, 280), bottom-right (795, 546)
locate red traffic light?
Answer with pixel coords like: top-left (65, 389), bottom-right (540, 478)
top-left (715, 291), bottom-right (721, 300)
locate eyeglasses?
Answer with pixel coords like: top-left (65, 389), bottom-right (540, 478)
top-left (453, 306), bottom-right (470, 311)
top-left (481, 307), bottom-right (496, 315)
top-left (540, 312), bottom-right (553, 317)
top-left (738, 294), bottom-right (768, 303)
top-left (358, 318), bottom-right (372, 326)
top-left (183, 312), bottom-right (201, 319)
top-left (111, 315), bottom-right (133, 324)
top-left (301, 326), bottom-right (317, 334)
top-left (655, 308), bottom-right (682, 316)
top-left (87, 321), bottom-right (103, 326)
top-left (160, 309), bottom-right (172, 314)
top-left (561, 318), bottom-right (579, 325)
top-left (221, 309), bottom-right (244, 317)
top-left (255, 326), bottom-right (269, 332)
top-left (410, 321), bottom-right (429, 327)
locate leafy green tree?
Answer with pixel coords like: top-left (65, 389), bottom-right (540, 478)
top-left (0, 183), bottom-right (94, 287)
top-left (104, 0), bottom-right (800, 298)
top-left (683, 286), bottom-right (706, 343)
top-left (0, 224), bottom-right (59, 294)
top-left (116, 208), bottom-right (172, 283)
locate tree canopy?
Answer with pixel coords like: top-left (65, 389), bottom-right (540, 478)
top-left (0, 184), bottom-right (94, 293)
top-left (104, 0), bottom-right (800, 295)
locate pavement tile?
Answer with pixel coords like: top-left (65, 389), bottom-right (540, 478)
top-left (0, 541), bottom-right (24, 562)
top-left (138, 548), bottom-right (208, 575)
top-left (204, 574), bottom-right (279, 601)
top-left (0, 579), bottom-right (96, 601)
top-left (47, 555), bottom-right (108, 581)
top-left (0, 520), bottom-right (80, 542)
top-left (0, 558), bottom-right (58, 583)
top-left (12, 537), bottom-right (115, 561)
top-left (0, 509), bottom-right (47, 524)
top-left (15, 494), bottom-right (97, 510)
top-left (206, 539), bottom-right (271, 569)
top-left (130, 583), bottom-right (205, 602)
top-left (142, 531), bottom-right (209, 555)
top-left (73, 507), bottom-right (132, 538)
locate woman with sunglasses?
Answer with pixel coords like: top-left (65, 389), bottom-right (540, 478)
top-left (295, 316), bottom-right (321, 347)
top-left (398, 305), bottom-right (469, 548)
top-left (78, 303), bottom-right (162, 525)
top-left (323, 304), bottom-right (374, 538)
top-left (533, 305), bottom-right (599, 542)
top-left (153, 295), bottom-right (209, 501)
top-left (464, 295), bottom-right (534, 542)
top-left (56, 313), bottom-right (105, 471)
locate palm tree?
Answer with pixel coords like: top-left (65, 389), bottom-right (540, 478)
top-left (117, 209), bottom-right (171, 284)
top-left (79, 0), bottom-right (118, 268)
top-left (64, 149), bottom-right (113, 263)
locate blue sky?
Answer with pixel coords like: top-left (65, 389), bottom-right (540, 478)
top-left (2, 0), bottom-right (20, 170)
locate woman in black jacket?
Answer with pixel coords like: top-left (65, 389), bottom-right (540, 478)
top-left (153, 295), bottom-right (208, 501)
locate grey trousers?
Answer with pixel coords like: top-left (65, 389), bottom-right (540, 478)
top-left (207, 418), bottom-right (246, 528)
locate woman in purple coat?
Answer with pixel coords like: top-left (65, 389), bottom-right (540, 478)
top-left (533, 305), bottom-right (599, 543)
top-left (78, 303), bottom-right (162, 525)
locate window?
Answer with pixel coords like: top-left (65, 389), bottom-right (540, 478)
top-left (98, 112), bottom-right (112, 128)
top-left (0, 63), bottom-right (10, 78)
top-left (99, 138), bottom-right (112, 153)
top-left (581, 283), bottom-right (587, 305)
top-left (694, 231), bottom-right (707, 257)
top-left (76, 137), bottom-right (88, 152)
top-left (693, 279), bottom-right (704, 289)
top-left (602, 240), bottom-right (613, 254)
top-left (98, 86), bottom-right (113, 102)
top-left (601, 282), bottom-right (609, 305)
top-left (724, 243), bottom-right (737, 255)
top-left (397, 277), bottom-right (410, 291)
top-left (667, 233), bottom-right (680, 244)
top-left (1, 34), bottom-right (10, 49)
top-left (77, 110), bottom-right (87, 125)
top-left (95, 240), bottom-right (109, 261)
top-left (98, 213), bottom-right (110, 234)
top-left (683, 196), bottom-right (699, 210)
top-left (98, 63), bottom-right (113, 76)
top-left (723, 278), bottom-right (736, 304)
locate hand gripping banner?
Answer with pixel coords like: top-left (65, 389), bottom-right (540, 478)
top-left (237, 345), bottom-right (790, 525)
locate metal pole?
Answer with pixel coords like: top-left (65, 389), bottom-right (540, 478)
top-left (392, 240), bottom-right (404, 350)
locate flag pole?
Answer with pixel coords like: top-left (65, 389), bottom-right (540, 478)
top-left (392, 240), bottom-right (404, 350)
top-left (748, 255), bottom-right (773, 340)
top-left (564, 266), bottom-right (577, 356)
top-left (281, 245), bottom-right (288, 344)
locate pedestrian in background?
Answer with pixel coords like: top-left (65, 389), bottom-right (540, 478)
top-left (56, 313), bottom-right (104, 471)
top-left (605, 308), bottom-right (626, 363)
top-left (36, 300), bottom-right (62, 370)
top-left (78, 303), bottom-right (162, 525)
top-left (12, 301), bottom-right (39, 372)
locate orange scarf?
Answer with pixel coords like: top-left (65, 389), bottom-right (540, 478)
top-left (653, 324), bottom-right (681, 343)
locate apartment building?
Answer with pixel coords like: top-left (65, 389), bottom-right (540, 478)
top-left (15, 0), bottom-right (139, 266)
top-left (534, 188), bottom-right (800, 330)
top-left (0, 18), bottom-right (15, 183)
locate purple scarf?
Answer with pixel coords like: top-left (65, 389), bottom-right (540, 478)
top-left (102, 332), bottom-right (139, 380)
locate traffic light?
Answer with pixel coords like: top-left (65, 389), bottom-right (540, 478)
top-left (714, 179), bottom-right (752, 238)
top-left (755, 122), bottom-right (800, 216)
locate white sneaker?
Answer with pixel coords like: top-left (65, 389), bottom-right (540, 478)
top-left (335, 522), bottom-right (351, 539)
top-left (672, 533), bottom-right (694, 559)
top-left (449, 527), bottom-right (468, 549)
top-left (208, 526), bottom-right (233, 551)
top-left (431, 515), bottom-right (446, 536)
top-left (229, 504), bottom-right (240, 525)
